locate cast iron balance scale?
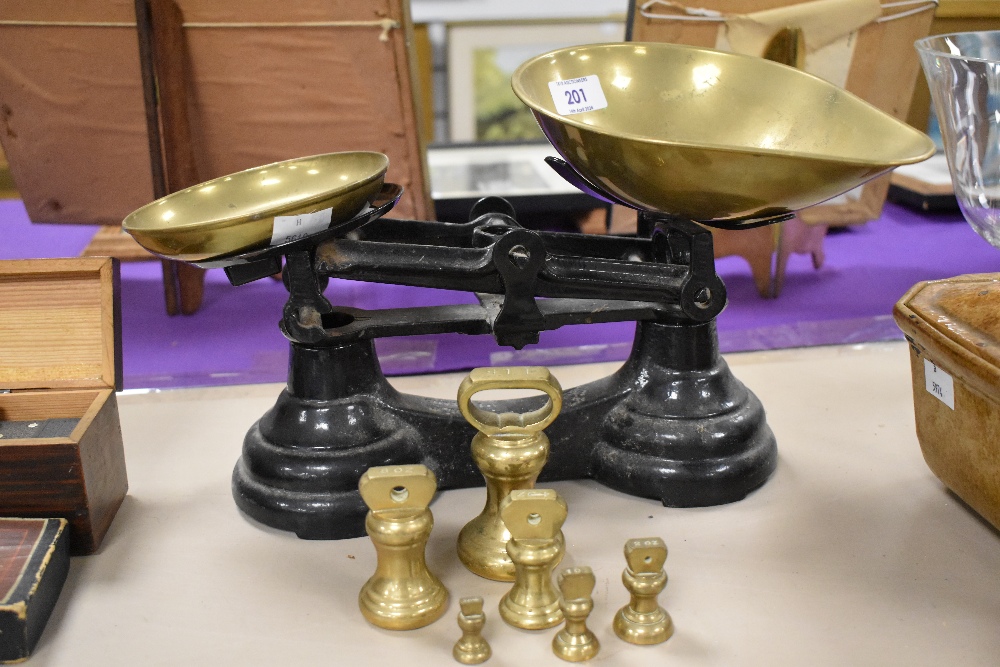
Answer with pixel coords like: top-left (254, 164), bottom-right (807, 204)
top-left (123, 43), bottom-right (934, 539)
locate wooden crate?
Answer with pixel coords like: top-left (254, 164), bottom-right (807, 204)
top-left (0, 258), bottom-right (128, 555)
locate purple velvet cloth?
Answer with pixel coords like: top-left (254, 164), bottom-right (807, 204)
top-left (1, 198), bottom-right (996, 389)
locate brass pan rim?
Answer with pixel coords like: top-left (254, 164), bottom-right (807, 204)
top-left (122, 151), bottom-right (389, 234)
top-left (511, 41), bottom-right (935, 168)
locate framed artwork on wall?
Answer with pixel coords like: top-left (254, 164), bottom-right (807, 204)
top-left (447, 19), bottom-right (625, 142)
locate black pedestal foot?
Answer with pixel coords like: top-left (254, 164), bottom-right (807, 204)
top-left (231, 341), bottom-right (422, 539)
top-left (591, 320), bottom-right (777, 506)
top-left (232, 320), bottom-right (778, 538)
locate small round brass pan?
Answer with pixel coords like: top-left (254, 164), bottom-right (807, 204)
top-left (191, 182), bottom-right (404, 269)
top-left (123, 151), bottom-right (389, 262)
top-left (512, 42), bottom-right (935, 224)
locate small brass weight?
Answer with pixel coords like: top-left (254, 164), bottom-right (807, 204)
top-left (552, 566), bottom-right (600, 662)
top-left (453, 597), bottom-right (491, 664)
top-left (358, 464), bottom-right (449, 630)
top-left (457, 367), bottom-right (563, 581)
top-left (498, 489), bottom-right (567, 630)
top-left (613, 537), bottom-right (674, 645)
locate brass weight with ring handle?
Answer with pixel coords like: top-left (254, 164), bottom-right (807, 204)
top-left (456, 367), bottom-right (564, 581)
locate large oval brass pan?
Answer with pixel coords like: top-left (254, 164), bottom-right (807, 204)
top-left (512, 43), bottom-right (935, 223)
top-left (123, 152), bottom-right (389, 262)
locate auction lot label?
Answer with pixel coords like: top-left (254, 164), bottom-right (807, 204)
top-left (549, 75), bottom-right (608, 115)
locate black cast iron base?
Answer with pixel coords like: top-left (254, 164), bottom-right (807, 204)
top-left (233, 319), bottom-right (777, 539)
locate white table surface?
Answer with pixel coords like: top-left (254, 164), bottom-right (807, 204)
top-left (33, 341), bottom-right (1000, 666)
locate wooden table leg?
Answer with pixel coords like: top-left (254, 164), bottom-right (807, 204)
top-left (161, 260), bottom-right (205, 315)
top-left (138, 0), bottom-right (205, 316)
top-left (161, 260), bottom-right (179, 316)
top-left (711, 226), bottom-right (779, 299)
top-left (774, 217), bottom-right (828, 298)
top-left (177, 262), bottom-right (205, 314)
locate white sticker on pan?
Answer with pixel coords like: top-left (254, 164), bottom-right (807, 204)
top-left (271, 208), bottom-right (333, 246)
top-left (924, 358), bottom-right (955, 410)
top-left (548, 75), bottom-right (608, 116)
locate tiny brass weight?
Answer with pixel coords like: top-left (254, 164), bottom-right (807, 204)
top-left (453, 597), bottom-right (491, 664)
top-left (457, 366), bottom-right (563, 582)
top-left (552, 566), bottom-right (600, 662)
top-left (358, 464), bottom-right (449, 630)
top-left (498, 489), bottom-right (567, 630)
top-left (613, 537), bottom-right (674, 645)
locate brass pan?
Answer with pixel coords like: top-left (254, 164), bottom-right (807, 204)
top-left (512, 42), bottom-right (935, 225)
top-left (123, 151), bottom-right (389, 262)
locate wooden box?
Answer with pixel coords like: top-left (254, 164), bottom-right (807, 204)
top-left (0, 258), bottom-right (128, 555)
top-left (894, 273), bottom-right (1000, 529)
top-left (0, 518), bottom-right (69, 663)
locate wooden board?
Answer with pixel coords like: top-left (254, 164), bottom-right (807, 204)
top-left (936, 0), bottom-right (1000, 19)
top-left (0, 0), bottom-right (431, 225)
top-left (0, 144), bottom-right (14, 200)
top-left (81, 226), bottom-right (156, 262)
top-left (905, 8), bottom-right (1000, 133)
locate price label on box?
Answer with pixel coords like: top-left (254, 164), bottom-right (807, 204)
top-left (924, 358), bottom-right (955, 409)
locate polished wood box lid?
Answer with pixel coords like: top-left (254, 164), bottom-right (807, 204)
top-left (894, 272), bottom-right (1000, 400)
top-left (0, 257), bottom-right (122, 392)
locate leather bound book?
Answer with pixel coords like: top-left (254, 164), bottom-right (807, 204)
top-left (0, 518), bottom-right (69, 663)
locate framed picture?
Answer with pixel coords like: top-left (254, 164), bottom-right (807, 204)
top-left (447, 20), bottom-right (625, 142)
top-left (427, 142), bottom-right (603, 220)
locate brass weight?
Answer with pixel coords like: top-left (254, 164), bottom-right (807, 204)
top-left (498, 489), bottom-right (568, 630)
top-left (457, 367), bottom-right (563, 581)
top-left (453, 597), bottom-right (492, 665)
top-left (613, 537), bottom-right (674, 645)
top-left (357, 464), bottom-right (449, 630)
top-left (552, 566), bottom-right (600, 662)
